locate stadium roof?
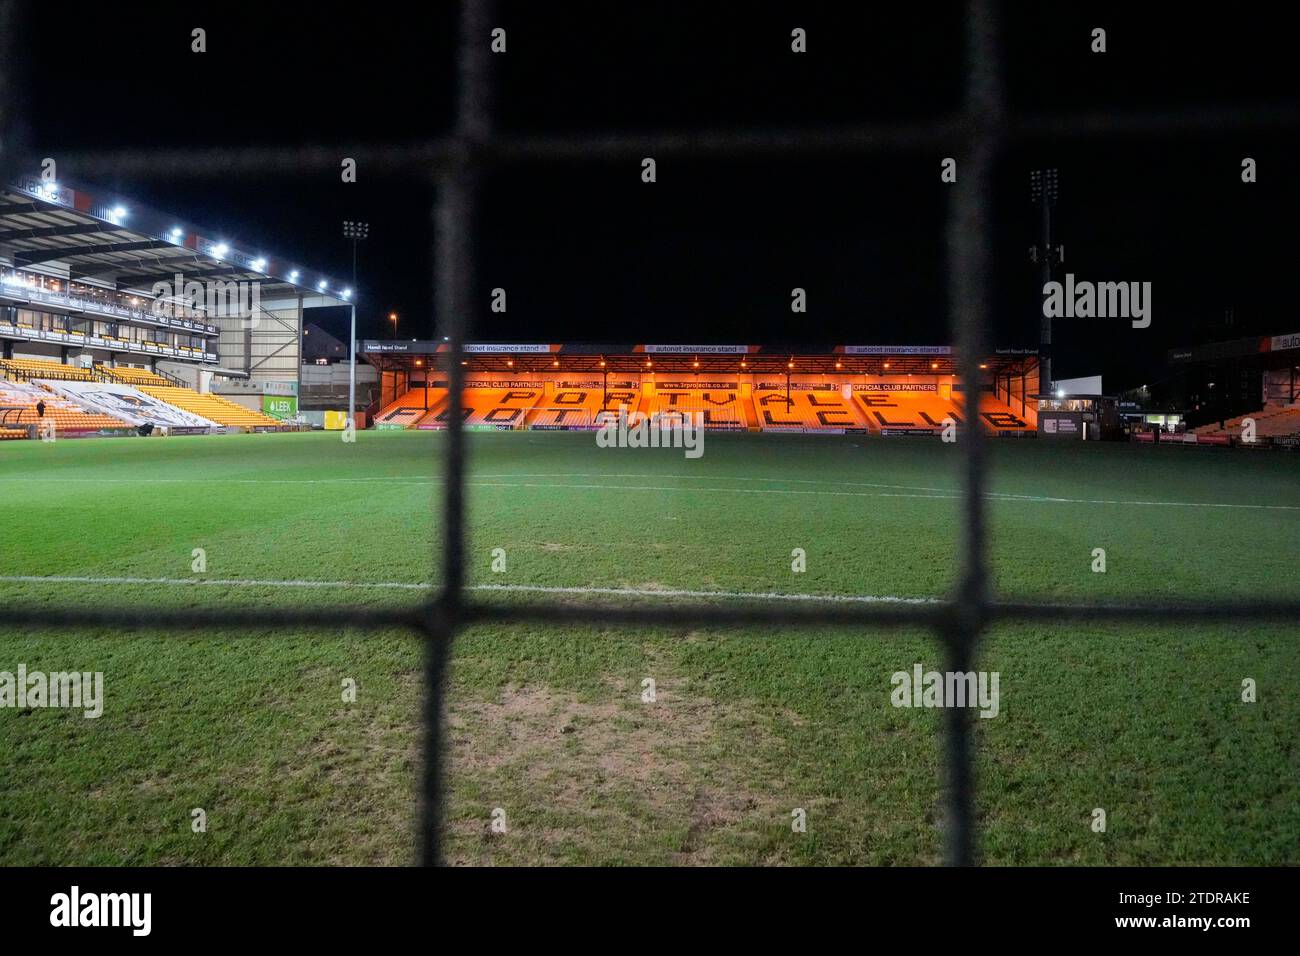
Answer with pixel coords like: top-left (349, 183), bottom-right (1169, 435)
top-left (1169, 329), bottom-right (1300, 367)
top-left (361, 341), bottom-right (1041, 376)
top-left (0, 174), bottom-right (348, 304)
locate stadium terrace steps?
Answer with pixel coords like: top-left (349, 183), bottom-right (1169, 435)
top-left (412, 386), bottom-right (546, 429)
top-left (753, 389), bottom-right (868, 431)
top-left (377, 388), bottom-right (447, 428)
top-left (0, 357), bottom-right (96, 382)
top-left (959, 394), bottom-right (1034, 433)
top-left (0, 379), bottom-right (131, 433)
top-left (643, 385), bottom-right (745, 429)
top-left (463, 387), bottom-right (544, 427)
top-left (590, 387), bottom-right (643, 427)
top-left (852, 389), bottom-right (966, 433)
top-left (97, 365), bottom-right (172, 388)
top-left (1193, 404), bottom-right (1300, 439)
top-left (138, 385), bottom-right (283, 429)
top-left (525, 391), bottom-right (601, 429)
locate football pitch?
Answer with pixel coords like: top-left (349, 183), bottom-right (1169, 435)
top-left (1, 430), bottom-right (1297, 865)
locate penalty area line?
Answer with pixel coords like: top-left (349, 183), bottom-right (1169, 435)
top-left (0, 574), bottom-right (938, 605)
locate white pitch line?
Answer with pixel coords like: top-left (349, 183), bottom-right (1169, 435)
top-left (470, 583), bottom-right (938, 604)
top-left (0, 574), bottom-right (937, 605)
top-left (0, 474), bottom-right (1296, 511)
top-left (0, 574), bottom-right (425, 590)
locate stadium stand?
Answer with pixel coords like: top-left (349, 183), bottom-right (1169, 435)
top-left (0, 378), bottom-right (130, 433)
top-left (136, 385), bottom-right (284, 429)
top-left (853, 388), bottom-right (966, 432)
top-left (463, 387), bottom-right (544, 427)
top-left (590, 388), bottom-right (644, 427)
top-left (98, 365), bottom-right (173, 388)
top-left (525, 384), bottom-right (607, 429)
top-left (0, 357), bottom-right (96, 381)
top-left (643, 385), bottom-right (745, 429)
top-left (753, 388), bottom-right (867, 431)
top-left (377, 387), bottom-right (447, 428)
top-left (410, 386), bottom-right (543, 429)
top-left (960, 394), bottom-right (1034, 432)
top-left (1193, 404), bottom-right (1300, 440)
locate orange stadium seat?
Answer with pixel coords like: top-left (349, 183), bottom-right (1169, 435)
top-left (853, 388), bottom-right (965, 433)
top-left (589, 387), bottom-right (643, 427)
top-left (643, 385), bottom-right (744, 429)
top-left (959, 394), bottom-right (1034, 432)
top-left (464, 387), bottom-right (543, 427)
top-left (0, 379), bottom-right (131, 433)
top-left (377, 388), bottom-right (447, 428)
top-left (0, 357), bottom-right (96, 381)
top-left (753, 388), bottom-right (866, 431)
top-left (97, 365), bottom-right (172, 388)
top-left (1193, 404), bottom-right (1300, 440)
top-left (137, 385), bottom-right (284, 429)
top-left (527, 391), bottom-right (600, 428)
top-left (416, 387), bottom-right (543, 429)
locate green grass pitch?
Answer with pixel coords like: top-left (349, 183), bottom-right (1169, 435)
top-left (1, 430), bottom-right (1297, 865)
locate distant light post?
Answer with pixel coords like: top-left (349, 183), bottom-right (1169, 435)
top-left (342, 220), bottom-right (369, 428)
top-left (1029, 169), bottom-right (1060, 395)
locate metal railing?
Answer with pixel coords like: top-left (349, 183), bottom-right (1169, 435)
top-left (2, 0), bottom-right (1299, 867)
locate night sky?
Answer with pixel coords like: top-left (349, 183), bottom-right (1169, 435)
top-left (19, 1), bottom-right (1300, 392)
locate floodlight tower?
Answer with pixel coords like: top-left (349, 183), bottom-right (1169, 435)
top-left (342, 220), bottom-right (369, 429)
top-left (1029, 169), bottom-right (1061, 395)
